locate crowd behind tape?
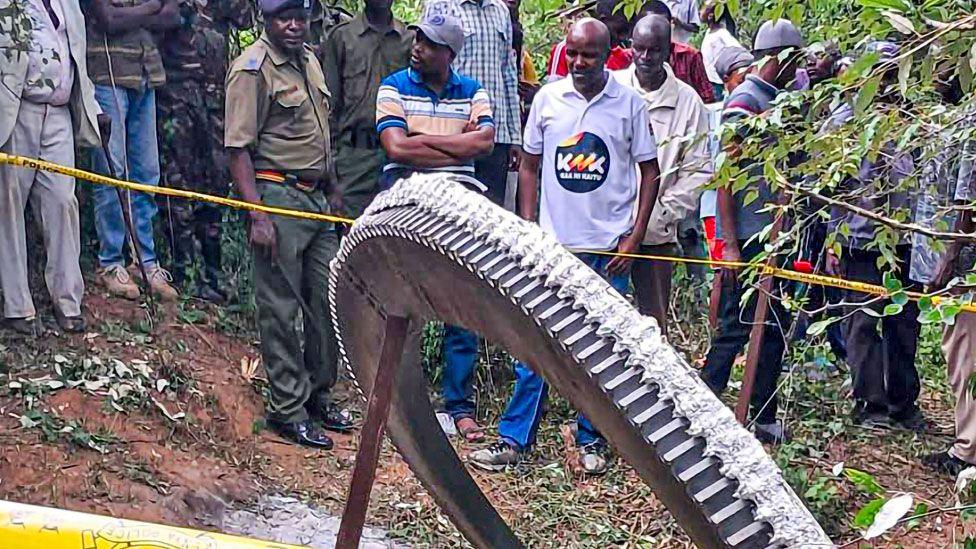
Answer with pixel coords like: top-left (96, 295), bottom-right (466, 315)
top-left (0, 152), bottom-right (973, 313)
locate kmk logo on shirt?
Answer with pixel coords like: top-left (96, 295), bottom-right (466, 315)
top-left (554, 132), bottom-right (610, 193)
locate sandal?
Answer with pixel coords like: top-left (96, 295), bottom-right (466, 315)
top-left (455, 416), bottom-right (485, 442)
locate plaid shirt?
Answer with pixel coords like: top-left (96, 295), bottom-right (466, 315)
top-left (424, 0), bottom-right (521, 145)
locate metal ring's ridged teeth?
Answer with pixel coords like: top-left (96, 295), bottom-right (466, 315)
top-left (328, 174), bottom-right (831, 549)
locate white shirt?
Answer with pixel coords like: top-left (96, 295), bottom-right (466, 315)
top-left (664, 0), bottom-right (700, 44)
top-left (524, 74), bottom-right (657, 251)
top-left (701, 26), bottom-right (742, 85)
top-left (23, 0), bottom-right (73, 106)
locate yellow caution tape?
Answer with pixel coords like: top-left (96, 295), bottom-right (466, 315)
top-left (0, 500), bottom-right (304, 548)
top-left (1, 152), bottom-right (973, 312)
top-left (0, 153), bottom-right (353, 226)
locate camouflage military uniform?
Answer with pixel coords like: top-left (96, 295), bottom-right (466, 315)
top-left (156, 0), bottom-right (253, 299)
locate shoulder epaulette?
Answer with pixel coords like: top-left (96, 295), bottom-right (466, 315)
top-left (234, 42), bottom-right (267, 72)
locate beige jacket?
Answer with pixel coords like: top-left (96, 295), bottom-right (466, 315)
top-left (614, 64), bottom-right (713, 246)
top-left (0, 0), bottom-right (101, 148)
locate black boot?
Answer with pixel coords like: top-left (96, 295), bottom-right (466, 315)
top-left (306, 393), bottom-right (355, 433)
top-left (266, 418), bottom-right (334, 449)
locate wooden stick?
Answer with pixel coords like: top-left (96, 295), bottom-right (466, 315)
top-left (734, 216), bottom-right (784, 424)
top-left (336, 315), bottom-right (409, 549)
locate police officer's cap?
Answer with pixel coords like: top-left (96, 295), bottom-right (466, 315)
top-left (259, 0), bottom-right (310, 16)
top-left (754, 18), bottom-right (804, 51)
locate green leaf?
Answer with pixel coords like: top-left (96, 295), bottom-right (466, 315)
top-left (854, 497), bottom-right (887, 528)
top-left (884, 303), bottom-right (904, 316)
top-left (844, 467), bottom-right (884, 494)
top-left (898, 52), bottom-right (912, 97)
top-left (858, 0), bottom-right (910, 11)
top-left (882, 10), bottom-right (916, 33)
top-left (841, 53), bottom-right (881, 84)
top-left (906, 502), bottom-right (929, 531)
top-left (891, 291), bottom-right (909, 306)
top-left (806, 319), bottom-right (833, 336)
top-left (855, 76), bottom-right (882, 116)
top-left (882, 271), bottom-right (902, 292)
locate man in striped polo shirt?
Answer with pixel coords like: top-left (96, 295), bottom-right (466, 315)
top-left (376, 14), bottom-right (497, 442)
top-left (376, 14), bottom-right (495, 187)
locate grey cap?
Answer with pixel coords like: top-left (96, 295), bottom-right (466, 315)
top-left (258, 0), bottom-right (310, 16)
top-left (410, 14), bottom-right (465, 55)
top-left (754, 18), bottom-right (804, 51)
top-left (713, 46), bottom-right (754, 81)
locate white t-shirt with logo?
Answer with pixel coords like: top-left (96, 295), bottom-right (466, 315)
top-left (523, 74), bottom-right (657, 251)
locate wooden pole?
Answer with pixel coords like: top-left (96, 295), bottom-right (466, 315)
top-left (734, 216), bottom-right (784, 424)
top-left (336, 315), bottom-right (409, 549)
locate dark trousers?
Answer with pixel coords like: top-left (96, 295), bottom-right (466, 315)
top-left (161, 198), bottom-right (222, 291)
top-left (843, 246), bottom-right (920, 418)
top-left (475, 144), bottom-right (511, 206)
top-left (701, 240), bottom-right (790, 424)
top-left (632, 243), bottom-right (676, 338)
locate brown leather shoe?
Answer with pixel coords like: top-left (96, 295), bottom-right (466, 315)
top-left (144, 264), bottom-right (179, 302)
top-left (97, 265), bottom-right (140, 300)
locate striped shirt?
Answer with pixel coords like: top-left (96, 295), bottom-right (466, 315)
top-left (376, 67), bottom-right (494, 173)
top-left (82, 0), bottom-right (165, 89)
top-left (423, 0), bottom-right (520, 145)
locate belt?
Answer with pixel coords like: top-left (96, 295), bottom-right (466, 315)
top-left (255, 170), bottom-right (321, 192)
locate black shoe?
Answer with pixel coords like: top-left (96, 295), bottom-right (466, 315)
top-left (923, 450), bottom-right (972, 477)
top-left (306, 397), bottom-right (355, 433)
top-left (753, 421), bottom-right (791, 445)
top-left (5, 317), bottom-right (38, 337)
top-left (893, 408), bottom-right (927, 432)
top-left (195, 284), bottom-right (227, 305)
top-left (266, 418), bottom-right (334, 449)
top-left (53, 308), bottom-right (86, 333)
top-left (852, 406), bottom-right (893, 429)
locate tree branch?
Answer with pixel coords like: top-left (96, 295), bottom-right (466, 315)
top-left (774, 170), bottom-right (976, 243)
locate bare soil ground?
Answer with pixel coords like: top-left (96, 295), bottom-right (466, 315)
top-left (0, 291), bottom-right (972, 547)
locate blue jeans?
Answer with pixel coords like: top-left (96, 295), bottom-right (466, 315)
top-left (91, 83), bottom-right (160, 268)
top-left (498, 253), bottom-right (629, 450)
top-left (442, 324), bottom-right (479, 419)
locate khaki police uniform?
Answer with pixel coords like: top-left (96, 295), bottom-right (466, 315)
top-left (321, 14), bottom-right (413, 217)
top-left (225, 34), bottom-right (338, 424)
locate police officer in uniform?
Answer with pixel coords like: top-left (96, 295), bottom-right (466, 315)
top-left (157, 0), bottom-right (254, 303)
top-left (321, 0), bottom-right (413, 217)
top-left (224, 0), bottom-right (351, 449)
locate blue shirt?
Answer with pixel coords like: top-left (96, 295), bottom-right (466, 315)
top-left (720, 74), bottom-right (780, 242)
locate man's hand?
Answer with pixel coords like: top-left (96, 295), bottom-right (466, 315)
top-left (96, 113), bottom-right (112, 142)
top-left (509, 145), bottom-right (521, 172)
top-left (328, 189), bottom-right (347, 218)
top-left (824, 250), bottom-right (840, 276)
top-left (607, 233), bottom-right (641, 276)
top-left (248, 212), bottom-right (277, 259)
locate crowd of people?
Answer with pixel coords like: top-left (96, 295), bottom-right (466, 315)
top-left (1, 0), bottom-right (974, 480)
